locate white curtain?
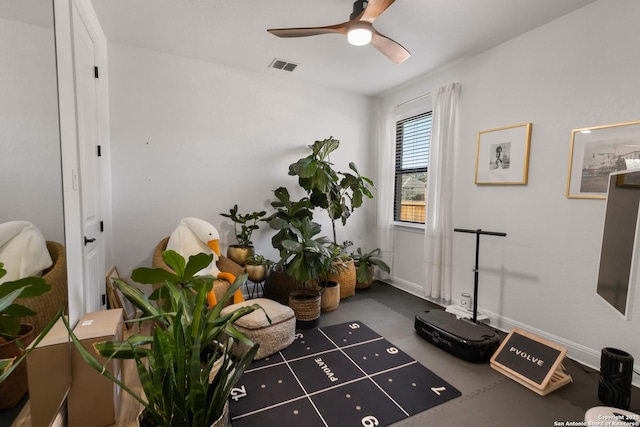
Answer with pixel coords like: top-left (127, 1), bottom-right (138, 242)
top-left (375, 105), bottom-right (396, 281)
top-left (424, 82), bottom-right (461, 301)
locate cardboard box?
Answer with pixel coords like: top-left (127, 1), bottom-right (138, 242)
top-left (26, 316), bottom-right (72, 427)
top-left (68, 309), bottom-right (124, 427)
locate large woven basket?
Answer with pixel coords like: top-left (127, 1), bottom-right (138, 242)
top-left (328, 258), bottom-right (356, 299)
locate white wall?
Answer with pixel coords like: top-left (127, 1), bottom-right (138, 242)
top-left (107, 43), bottom-right (376, 277)
top-left (0, 17), bottom-right (64, 243)
top-left (380, 0), bottom-right (640, 378)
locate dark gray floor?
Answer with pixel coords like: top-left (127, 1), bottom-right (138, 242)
top-left (317, 281), bottom-right (640, 427)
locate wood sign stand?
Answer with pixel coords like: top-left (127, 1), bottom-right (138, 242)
top-left (490, 328), bottom-right (573, 396)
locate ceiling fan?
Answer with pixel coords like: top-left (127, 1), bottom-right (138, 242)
top-left (267, 0), bottom-right (410, 64)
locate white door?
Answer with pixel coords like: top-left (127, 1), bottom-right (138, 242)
top-left (72, 3), bottom-right (104, 313)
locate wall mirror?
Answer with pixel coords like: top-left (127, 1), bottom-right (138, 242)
top-left (597, 169), bottom-right (640, 319)
top-left (567, 120), bottom-right (640, 199)
top-left (0, 0), bottom-right (70, 424)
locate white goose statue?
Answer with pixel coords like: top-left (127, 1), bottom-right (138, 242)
top-left (167, 217), bottom-right (243, 306)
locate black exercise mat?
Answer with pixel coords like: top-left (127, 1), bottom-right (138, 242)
top-left (229, 320), bottom-right (461, 427)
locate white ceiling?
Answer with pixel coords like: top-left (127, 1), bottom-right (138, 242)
top-left (90, 0), bottom-right (597, 97)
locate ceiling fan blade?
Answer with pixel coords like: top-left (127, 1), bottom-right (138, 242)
top-left (267, 22), bottom-right (348, 38)
top-left (360, 0), bottom-right (396, 23)
top-left (371, 31), bottom-right (410, 64)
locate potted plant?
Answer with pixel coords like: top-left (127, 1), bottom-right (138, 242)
top-left (321, 240), bottom-right (356, 299)
top-left (66, 251), bottom-right (265, 427)
top-left (220, 204), bottom-right (267, 266)
top-left (271, 216), bottom-right (333, 329)
top-left (0, 262), bottom-right (51, 408)
top-left (351, 247), bottom-right (391, 289)
top-left (288, 137), bottom-right (375, 245)
top-left (288, 138), bottom-right (375, 298)
top-left (244, 254), bottom-right (272, 283)
top-left (263, 187), bottom-right (314, 304)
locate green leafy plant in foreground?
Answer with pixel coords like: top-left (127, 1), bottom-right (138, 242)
top-left (68, 251), bottom-right (266, 427)
top-left (0, 262), bottom-right (51, 380)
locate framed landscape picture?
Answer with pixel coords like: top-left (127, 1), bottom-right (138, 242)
top-left (566, 120), bottom-right (640, 199)
top-left (475, 123), bottom-right (532, 185)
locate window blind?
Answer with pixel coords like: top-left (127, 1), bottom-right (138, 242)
top-left (394, 111), bottom-right (432, 223)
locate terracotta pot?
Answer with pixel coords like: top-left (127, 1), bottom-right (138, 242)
top-left (0, 323), bottom-right (35, 410)
top-left (226, 245), bottom-right (254, 267)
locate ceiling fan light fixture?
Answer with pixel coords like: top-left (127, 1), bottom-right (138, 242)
top-left (347, 26), bottom-right (372, 46)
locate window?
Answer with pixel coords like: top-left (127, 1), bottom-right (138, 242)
top-left (394, 111), bottom-right (432, 223)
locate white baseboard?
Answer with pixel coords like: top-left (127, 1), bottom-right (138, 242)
top-left (385, 278), bottom-right (640, 388)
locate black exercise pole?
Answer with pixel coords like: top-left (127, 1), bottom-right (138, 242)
top-left (454, 228), bottom-right (507, 324)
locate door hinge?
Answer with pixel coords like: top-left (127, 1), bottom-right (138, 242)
top-left (100, 221), bottom-right (104, 232)
top-left (97, 145), bottom-right (102, 157)
top-left (94, 66), bottom-right (99, 78)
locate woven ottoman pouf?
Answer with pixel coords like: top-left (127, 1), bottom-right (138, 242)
top-left (220, 298), bottom-right (296, 360)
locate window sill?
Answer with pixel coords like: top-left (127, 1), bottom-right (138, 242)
top-left (393, 221), bottom-right (425, 232)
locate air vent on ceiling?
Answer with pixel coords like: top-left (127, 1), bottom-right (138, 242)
top-left (269, 58), bottom-right (299, 72)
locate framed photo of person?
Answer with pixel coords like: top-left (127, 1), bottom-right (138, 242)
top-left (475, 123), bottom-right (532, 185)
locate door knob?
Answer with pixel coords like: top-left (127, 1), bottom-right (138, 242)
top-left (84, 236), bottom-right (96, 245)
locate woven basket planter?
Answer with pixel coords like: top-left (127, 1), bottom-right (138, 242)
top-left (328, 258), bottom-right (356, 299)
top-left (289, 289), bottom-right (321, 329)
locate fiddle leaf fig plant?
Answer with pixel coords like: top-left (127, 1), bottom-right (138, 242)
top-left (265, 186), bottom-right (314, 258)
top-left (271, 216), bottom-right (332, 287)
top-left (288, 137), bottom-right (375, 244)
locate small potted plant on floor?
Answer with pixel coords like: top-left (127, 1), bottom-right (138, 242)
top-left (220, 204), bottom-right (267, 266)
top-left (351, 247), bottom-right (391, 289)
top-left (67, 251), bottom-right (265, 427)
